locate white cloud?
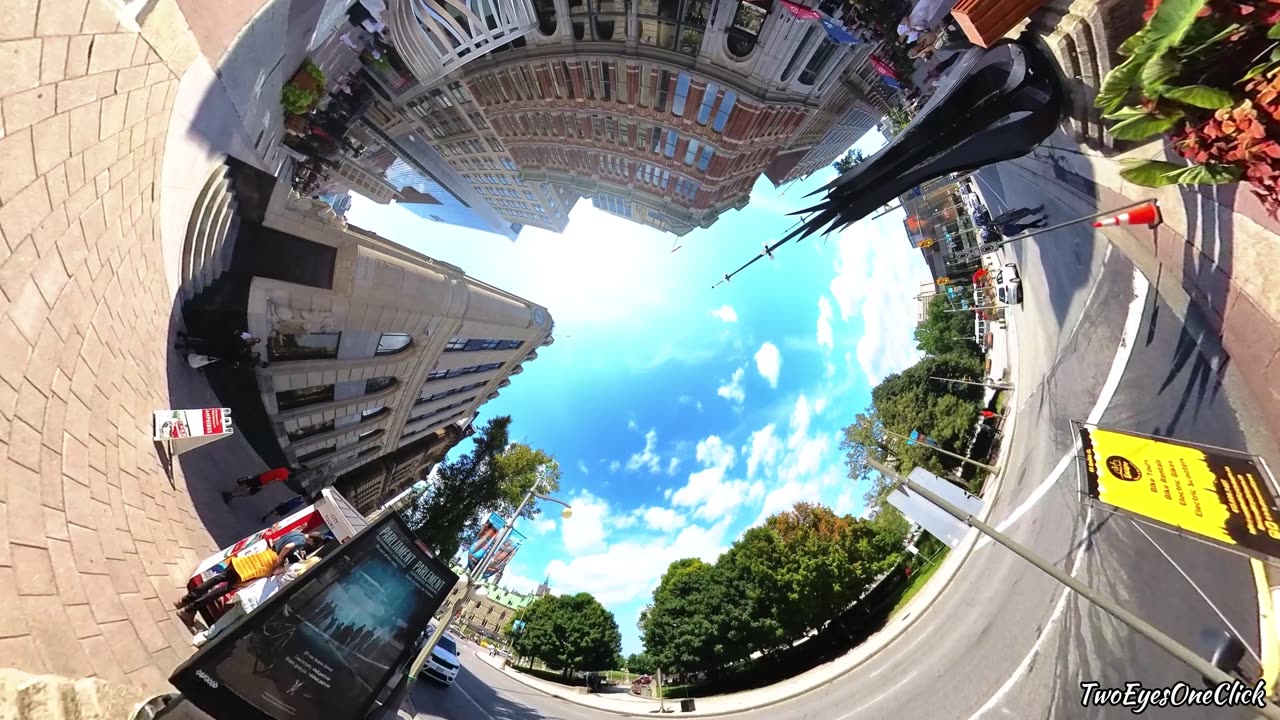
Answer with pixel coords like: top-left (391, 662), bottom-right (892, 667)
top-left (627, 418), bottom-right (639, 431)
top-left (666, 457), bottom-right (681, 476)
top-left (529, 518), bottom-right (558, 536)
top-left (577, 460), bottom-right (589, 475)
top-left (817, 297), bottom-right (835, 352)
top-left (754, 342), bottom-right (781, 389)
top-left (828, 211), bottom-right (933, 384)
top-left (641, 506), bottom-right (686, 532)
top-left (545, 519), bottom-right (732, 606)
top-left (561, 490), bottom-right (612, 554)
top-left (709, 305), bottom-right (738, 323)
top-left (678, 394), bottom-right (694, 405)
top-left (626, 428), bottom-right (662, 473)
top-left (754, 480), bottom-right (822, 526)
top-left (814, 396), bottom-right (828, 415)
top-left (717, 367), bottom-right (745, 406)
top-left (746, 424), bottom-right (782, 479)
top-left (824, 361), bottom-right (837, 379)
top-left (696, 401), bottom-right (704, 412)
top-left (498, 569), bottom-right (543, 595)
top-left (670, 435), bottom-right (763, 522)
top-left (608, 460), bottom-right (621, 473)
top-left (663, 488), bottom-right (673, 501)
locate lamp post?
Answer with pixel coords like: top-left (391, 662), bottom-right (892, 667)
top-left (370, 482), bottom-right (572, 719)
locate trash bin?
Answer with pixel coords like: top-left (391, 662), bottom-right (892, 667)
top-left (680, 698), bottom-right (696, 712)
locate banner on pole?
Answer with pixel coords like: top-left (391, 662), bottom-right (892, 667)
top-left (467, 513), bottom-right (527, 576)
top-left (887, 467), bottom-right (983, 548)
top-left (1077, 423), bottom-right (1280, 561)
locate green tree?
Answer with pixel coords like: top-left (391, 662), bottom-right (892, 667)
top-left (625, 652), bottom-right (656, 675)
top-left (914, 294), bottom-right (981, 358)
top-left (512, 593), bottom-right (622, 674)
top-left (640, 559), bottom-right (752, 675)
top-left (403, 416), bottom-right (561, 557)
top-left (832, 148), bottom-right (866, 174)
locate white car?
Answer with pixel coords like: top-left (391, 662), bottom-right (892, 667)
top-left (422, 633), bottom-right (461, 686)
top-left (996, 262), bottom-right (1022, 305)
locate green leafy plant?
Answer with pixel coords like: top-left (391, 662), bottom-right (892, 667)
top-left (281, 84), bottom-right (319, 114)
top-left (1094, 0), bottom-right (1280, 208)
top-left (303, 58), bottom-right (326, 87)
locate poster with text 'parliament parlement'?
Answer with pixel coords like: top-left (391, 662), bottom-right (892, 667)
top-left (170, 514), bottom-right (458, 720)
top-left (1078, 423), bottom-right (1280, 562)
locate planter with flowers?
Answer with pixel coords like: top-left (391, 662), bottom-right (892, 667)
top-left (281, 59), bottom-right (327, 116)
top-left (1095, 0), bottom-right (1280, 216)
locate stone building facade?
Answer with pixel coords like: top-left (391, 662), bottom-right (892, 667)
top-left (331, 420), bottom-right (470, 514)
top-left (234, 172), bottom-right (553, 487)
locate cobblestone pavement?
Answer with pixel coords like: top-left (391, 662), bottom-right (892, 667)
top-left (0, 0), bottom-right (248, 698)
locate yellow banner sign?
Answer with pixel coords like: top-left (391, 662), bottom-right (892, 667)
top-left (1078, 424), bottom-right (1280, 559)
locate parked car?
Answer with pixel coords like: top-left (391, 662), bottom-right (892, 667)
top-left (997, 262), bottom-right (1022, 305)
top-left (421, 632), bottom-right (461, 687)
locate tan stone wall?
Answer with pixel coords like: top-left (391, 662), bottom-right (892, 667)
top-left (0, 0), bottom-right (216, 698)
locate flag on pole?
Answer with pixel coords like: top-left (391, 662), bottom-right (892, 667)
top-left (778, 0), bottom-right (822, 20)
top-left (818, 16), bottom-right (859, 45)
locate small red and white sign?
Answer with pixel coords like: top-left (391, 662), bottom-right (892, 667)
top-left (153, 408), bottom-right (234, 455)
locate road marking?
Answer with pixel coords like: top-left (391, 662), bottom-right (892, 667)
top-left (455, 682), bottom-right (497, 720)
top-left (978, 267), bottom-right (1149, 550)
top-left (1253, 558), bottom-right (1280, 687)
top-left (1059, 244), bottom-right (1113, 352)
top-left (835, 671), bottom-right (918, 719)
top-left (1129, 519), bottom-right (1260, 662)
top-left (967, 268), bottom-right (1149, 717)
top-left (964, 509), bottom-right (1093, 720)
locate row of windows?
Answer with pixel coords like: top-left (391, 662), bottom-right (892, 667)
top-left (471, 62), bottom-right (736, 134)
top-left (268, 332), bottom-right (413, 363)
top-left (419, 381), bottom-right (487, 405)
top-left (498, 112), bottom-right (718, 173)
top-left (296, 430), bottom-right (384, 464)
top-left (401, 410), bottom-right (467, 442)
top-left (426, 362), bottom-right (503, 382)
top-left (444, 337), bottom-right (524, 352)
top-left (287, 406), bottom-right (390, 442)
top-left (439, 138), bottom-right (503, 157)
top-left (407, 397), bottom-right (474, 426)
top-left (276, 376), bottom-right (399, 413)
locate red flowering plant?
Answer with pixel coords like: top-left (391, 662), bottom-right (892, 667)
top-left (1095, 0), bottom-right (1280, 213)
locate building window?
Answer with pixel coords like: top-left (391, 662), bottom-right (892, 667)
top-left (800, 39), bottom-right (838, 85)
top-left (277, 384), bottom-right (334, 412)
top-left (697, 83), bottom-right (718, 124)
top-left (375, 333), bottom-right (413, 356)
top-left (361, 406), bottom-right (390, 421)
top-left (656, 70), bottom-right (671, 112)
top-left (698, 146), bottom-right (714, 171)
top-left (445, 337), bottom-right (524, 353)
top-left (713, 91), bottom-right (737, 132)
top-left (664, 129), bottom-right (677, 158)
top-left (727, 1), bottom-right (767, 57)
top-left (358, 428), bottom-right (385, 443)
top-left (418, 382), bottom-right (486, 405)
top-left (426, 362), bottom-right (503, 382)
top-left (288, 419), bottom-right (335, 442)
top-left (684, 139), bottom-right (700, 165)
top-left (297, 445), bottom-right (336, 464)
top-left (365, 376), bottom-right (398, 395)
top-left (357, 445), bottom-right (382, 458)
top-left (268, 332), bottom-right (341, 362)
top-left (672, 73), bottom-right (690, 116)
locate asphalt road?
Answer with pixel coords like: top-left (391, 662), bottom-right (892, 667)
top-left (409, 159), bottom-right (1280, 719)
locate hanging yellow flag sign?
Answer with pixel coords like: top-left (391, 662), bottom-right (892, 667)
top-left (1078, 423), bottom-right (1280, 561)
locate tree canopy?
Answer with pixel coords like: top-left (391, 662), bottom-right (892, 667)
top-left (511, 593), bottom-right (622, 673)
top-left (625, 652), bottom-right (656, 675)
top-left (832, 148), bottom-right (866, 174)
top-left (640, 503), bottom-right (907, 674)
top-left (402, 416), bottom-right (561, 558)
top-left (914, 294), bottom-right (981, 358)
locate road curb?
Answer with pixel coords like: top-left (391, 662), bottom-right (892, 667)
top-left (476, 330), bottom-right (1024, 719)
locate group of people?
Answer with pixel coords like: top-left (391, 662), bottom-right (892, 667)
top-left (992, 204), bottom-right (1049, 237)
top-left (175, 530), bottom-right (328, 623)
top-left (177, 329), bottom-right (268, 370)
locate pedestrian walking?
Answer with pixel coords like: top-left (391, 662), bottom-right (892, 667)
top-left (176, 329), bottom-right (260, 356)
top-left (261, 496), bottom-right (309, 523)
top-left (175, 532), bottom-right (325, 620)
top-left (223, 466), bottom-right (307, 504)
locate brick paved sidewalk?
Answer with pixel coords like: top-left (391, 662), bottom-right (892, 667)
top-left (0, 0), bottom-right (290, 702)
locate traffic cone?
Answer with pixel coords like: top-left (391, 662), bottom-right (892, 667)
top-left (1093, 200), bottom-right (1161, 229)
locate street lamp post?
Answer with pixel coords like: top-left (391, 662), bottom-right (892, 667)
top-left (369, 482), bottom-right (571, 720)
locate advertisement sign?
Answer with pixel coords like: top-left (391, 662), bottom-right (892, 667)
top-left (154, 408), bottom-right (234, 455)
top-left (1077, 424), bottom-right (1280, 561)
top-left (887, 468), bottom-right (983, 548)
top-left (171, 513), bottom-right (458, 720)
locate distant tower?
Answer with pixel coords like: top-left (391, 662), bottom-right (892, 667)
top-left (534, 575), bottom-right (551, 597)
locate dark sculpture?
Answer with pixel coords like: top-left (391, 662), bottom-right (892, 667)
top-left (719, 39), bottom-right (1064, 285)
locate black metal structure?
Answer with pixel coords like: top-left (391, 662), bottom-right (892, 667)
top-left (717, 39), bottom-right (1063, 287)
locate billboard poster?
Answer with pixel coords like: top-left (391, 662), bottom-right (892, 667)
top-left (170, 513), bottom-right (458, 720)
top-left (886, 467), bottom-right (984, 548)
top-left (1078, 423), bottom-right (1280, 561)
top-left (466, 512), bottom-right (505, 570)
top-left (153, 408), bottom-right (234, 455)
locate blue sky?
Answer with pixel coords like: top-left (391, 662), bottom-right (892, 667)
top-left (348, 131), bottom-right (934, 654)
